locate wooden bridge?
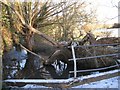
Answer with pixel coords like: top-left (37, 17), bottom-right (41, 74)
top-left (3, 43), bottom-right (120, 88)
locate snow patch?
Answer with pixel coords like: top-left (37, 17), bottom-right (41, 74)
top-left (22, 84), bottom-right (49, 88)
top-left (19, 59), bottom-right (26, 69)
top-left (77, 69), bottom-right (120, 80)
top-left (72, 76), bottom-right (119, 88)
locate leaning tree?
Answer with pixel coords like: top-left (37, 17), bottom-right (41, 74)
top-left (0, 0), bottom-right (76, 78)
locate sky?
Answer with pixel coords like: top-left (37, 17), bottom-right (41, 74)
top-left (87, 0), bottom-right (119, 24)
top-left (8, 0), bottom-right (119, 24)
top-left (52, 0), bottom-right (119, 24)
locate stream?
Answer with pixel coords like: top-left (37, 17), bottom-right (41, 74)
top-left (3, 47), bottom-right (118, 80)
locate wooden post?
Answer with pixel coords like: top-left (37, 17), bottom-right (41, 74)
top-left (71, 44), bottom-right (77, 78)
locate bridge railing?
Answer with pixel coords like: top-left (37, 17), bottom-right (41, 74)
top-left (69, 43), bottom-right (120, 78)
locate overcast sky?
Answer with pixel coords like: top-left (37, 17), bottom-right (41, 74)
top-left (87, 0), bottom-right (119, 24)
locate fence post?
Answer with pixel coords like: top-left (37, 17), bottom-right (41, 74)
top-left (71, 44), bottom-right (77, 78)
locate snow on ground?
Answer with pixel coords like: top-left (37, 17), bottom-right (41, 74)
top-left (72, 76), bottom-right (120, 88)
top-left (74, 69), bottom-right (120, 82)
top-left (22, 84), bottom-right (50, 88)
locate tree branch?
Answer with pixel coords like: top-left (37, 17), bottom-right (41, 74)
top-left (19, 43), bottom-right (45, 60)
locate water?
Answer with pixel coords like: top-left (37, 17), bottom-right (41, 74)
top-left (3, 57), bottom-right (92, 79)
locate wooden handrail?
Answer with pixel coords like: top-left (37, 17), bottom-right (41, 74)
top-left (68, 43), bottom-right (120, 48)
top-left (69, 64), bottom-right (120, 73)
top-left (69, 53), bottom-right (120, 61)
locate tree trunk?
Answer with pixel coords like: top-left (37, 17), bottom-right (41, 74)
top-left (0, 5), bottom-right (3, 89)
top-left (0, 32), bottom-right (3, 89)
top-left (0, 55), bottom-right (2, 89)
top-left (18, 33), bottom-right (37, 78)
top-left (22, 53), bottom-right (36, 78)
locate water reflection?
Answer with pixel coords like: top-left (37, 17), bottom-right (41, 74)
top-left (3, 47), bottom-right (70, 79)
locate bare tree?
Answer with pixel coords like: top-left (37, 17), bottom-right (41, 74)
top-left (52, 0), bottom-right (97, 41)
